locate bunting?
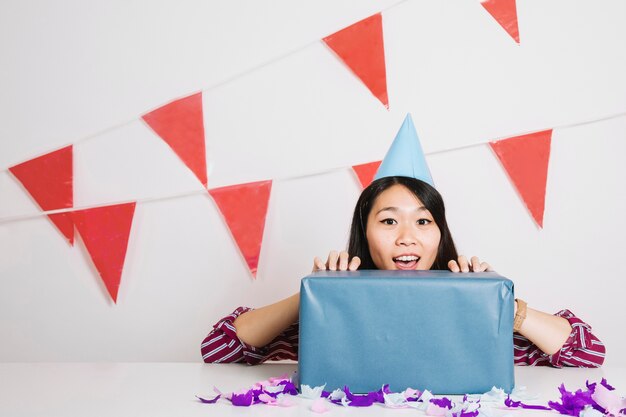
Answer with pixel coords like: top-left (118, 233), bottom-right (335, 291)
top-left (480, 0), bottom-right (521, 43)
top-left (2, 2), bottom-right (620, 304)
top-left (8, 146), bottom-right (75, 245)
top-left (142, 92), bottom-right (208, 187)
top-left (352, 161), bottom-right (382, 189)
top-left (489, 130), bottom-right (552, 228)
top-left (72, 202), bottom-right (137, 303)
top-left (209, 181), bottom-right (272, 278)
top-left (323, 13), bottom-right (389, 109)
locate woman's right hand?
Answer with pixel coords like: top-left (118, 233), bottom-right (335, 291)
top-left (313, 251), bottom-right (361, 272)
top-left (447, 255), bottom-right (492, 273)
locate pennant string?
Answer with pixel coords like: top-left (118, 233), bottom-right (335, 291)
top-left (1, 110), bottom-right (625, 225)
top-left (0, 166), bottom-right (346, 224)
top-left (424, 110), bottom-right (626, 156)
top-left (0, 0), bottom-right (409, 173)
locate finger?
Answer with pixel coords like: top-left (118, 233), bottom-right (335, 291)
top-left (348, 256), bottom-right (361, 271)
top-left (482, 262), bottom-right (493, 272)
top-left (476, 262), bottom-right (489, 272)
top-left (338, 251), bottom-right (349, 271)
top-left (313, 256), bottom-right (326, 272)
top-left (327, 251), bottom-right (339, 271)
top-left (470, 256), bottom-right (480, 272)
top-left (458, 255), bottom-right (470, 272)
top-left (448, 260), bottom-right (460, 273)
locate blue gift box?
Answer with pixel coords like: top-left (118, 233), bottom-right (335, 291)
top-left (298, 270), bottom-right (514, 394)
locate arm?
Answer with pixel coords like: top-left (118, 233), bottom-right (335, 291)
top-left (234, 251), bottom-right (361, 348)
top-left (233, 293), bottom-right (300, 348)
top-left (515, 302), bottom-right (571, 355)
top-left (201, 305), bottom-right (299, 364)
top-left (447, 257), bottom-right (605, 366)
top-left (201, 306), bottom-right (251, 363)
top-left (513, 308), bottom-right (606, 367)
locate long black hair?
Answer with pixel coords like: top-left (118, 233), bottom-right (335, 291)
top-left (347, 176), bottom-right (458, 270)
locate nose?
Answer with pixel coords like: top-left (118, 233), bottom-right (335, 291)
top-left (395, 223), bottom-right (417, 246)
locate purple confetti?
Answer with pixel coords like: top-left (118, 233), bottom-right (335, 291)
top-left (277, 380), bottom-right (299, 396)
top-left (548, 384), bottom-right (596, 416)
top-left (342, 386), bottom-right (379, 407)
top-left (198, 375), bottom-right (624, 414)
top-left (251, 388), bottom-right (266, 404)
top-left (600, 379), bottom-right (615, 391)
top-left (584, 382), bottom-right (610, 413)
top-left (453, 408), bottom-right (481, 417)
top-left (585, 378), bottom-right (618, 414)
top-left (261, 389), bottom-right (280, 399)
top-left (405, 388), bottom-right (422, 402)
top-left (230, 391), bottom-right (254, 406)
top-left (505, 395), bottom-right (552, 411)
top-left (328, 392), bottom-right (344, 406)
top-left (196, 394), bottom-right (220, 404)
top-left (370, 385), bottom-right (391, 404)
top-left (431, 397), bottom-right (454, 409)
top-left (586, 379), bottom-right (615, 394)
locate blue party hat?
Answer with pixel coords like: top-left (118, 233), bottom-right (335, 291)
top-left (374, 113), bottom-right (434, 186)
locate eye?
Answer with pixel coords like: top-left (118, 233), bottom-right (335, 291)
top-left (417, 218), bottom-right (432, 226)
top-left (381, 218), bottom-right (397, 225)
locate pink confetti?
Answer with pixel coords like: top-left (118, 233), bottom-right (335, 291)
top-left (427, 402), bottom-right (450, 416)
top-left (311, 398), bottom-right (330, 414)
top-left (592, 384), bottom-right (626, 416)
top-left (196, 375), bottom-right (624, 415)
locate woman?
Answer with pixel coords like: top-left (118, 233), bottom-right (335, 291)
top-left (201, 176), bottom-right (605, 367)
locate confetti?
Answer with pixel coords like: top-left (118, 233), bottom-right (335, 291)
top-left (195, 394), bottom-right (220, 404)
top-left (300, 383), bottom-right (327, 399)
top-left (196, 375), bottom-right (624, 417)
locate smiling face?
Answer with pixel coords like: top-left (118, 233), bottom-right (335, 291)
top-left (365, 184), bottom-right (441, 270)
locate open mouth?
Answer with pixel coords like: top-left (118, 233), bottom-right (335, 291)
top-left (392, 255), bottom-right (420, 270)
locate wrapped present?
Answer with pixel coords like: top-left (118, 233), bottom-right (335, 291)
top-left (298, 270), bottom-right (514, 394)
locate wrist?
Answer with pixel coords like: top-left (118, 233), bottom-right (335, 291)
top-left (513, 298), bottom-right (527, 333)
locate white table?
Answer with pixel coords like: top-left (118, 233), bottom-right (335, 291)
top-left (0, 363), bottom-right (624, 417)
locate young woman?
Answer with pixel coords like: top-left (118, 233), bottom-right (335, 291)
top-left (201, 176), bottom-right (605, 367)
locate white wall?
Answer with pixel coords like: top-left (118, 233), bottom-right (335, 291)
top-left (1, 0), bottom-right (624, 364)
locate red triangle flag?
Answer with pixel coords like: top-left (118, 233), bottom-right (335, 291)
top-left (323, 13), bottom-right (389, 108)
top-left (142, 92), bottom-right (208, 187)
top-left (209, 181), bottom-right (272, 278)
top-left (72, 202), bottom-right (136, 303)
top-left (9, 145), bottom-right (74, 245)
top-left (47, 213), bottom-right (74, 245)
top-left (489, 130), bottom-right (552, 228)
top-left (352, 160), bottom-right (382, 189)
top-left (480, 0), bottom-right (520, 43)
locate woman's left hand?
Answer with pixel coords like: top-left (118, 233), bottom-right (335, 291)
top-left (448, 255), bottom-right (493, 273)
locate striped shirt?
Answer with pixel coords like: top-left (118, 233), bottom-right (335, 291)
top-left (201, 307), bottom-right (605, 367)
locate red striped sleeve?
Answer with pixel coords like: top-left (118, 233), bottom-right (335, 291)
top-left (247, 322), bottom-right (299, 363)
top-left (201, 306), bottom-right (250, 363)
top-left (513, 309), bottom-right (605, 368)
top-left (548, 309), bottom-right (606, 367)
top-left (201, 307), bottom-right (299, 364)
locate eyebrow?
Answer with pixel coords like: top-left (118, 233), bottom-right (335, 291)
top-left (375, 206), bottom-right (429, 215)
